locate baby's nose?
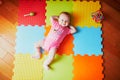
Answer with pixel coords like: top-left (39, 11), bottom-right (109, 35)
top-left (63, 22), bottom-right (66, 25)
top-left (63, 21), bottom-right (66, 24)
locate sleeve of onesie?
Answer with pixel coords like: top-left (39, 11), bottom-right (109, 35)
top-left (50, 17), bottom-right (58, 28)
top-left (67, 27), bottom-right (71, 35)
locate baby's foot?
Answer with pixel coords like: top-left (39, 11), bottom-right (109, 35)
top-left (43, 65), bottom-right (50, 70)
top-left (32, 54), bottom-right (41, 59)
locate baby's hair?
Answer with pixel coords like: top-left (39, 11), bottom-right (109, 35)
top-left (59, 12), bottom-right (71, 19)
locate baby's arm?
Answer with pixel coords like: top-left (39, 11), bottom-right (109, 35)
top-left (69, 25), bottom-right (76, 34)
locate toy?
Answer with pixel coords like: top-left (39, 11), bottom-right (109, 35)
top-left (24, 12), bottom-right (35, 17)
top-left (91, 10), bottom-right (104, 23)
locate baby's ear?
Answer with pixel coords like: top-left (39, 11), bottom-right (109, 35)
top-left (57, 16), bottom-right (59, 19)
top-left (70, 25), bottom-right (73, 27)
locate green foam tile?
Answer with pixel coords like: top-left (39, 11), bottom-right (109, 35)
top-left (46, 0), bottom-right (73, 25)
top-left (43, 54), bottom-right (74, 80)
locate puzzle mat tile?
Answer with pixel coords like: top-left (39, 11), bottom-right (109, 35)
top-left (14, 0), bottom-right (104, 80)
top-left (72, 1), bottom-right (101, 27)
top-left (57, 34), bottom-right (74, 55)
top-left (12, 54), bottom-right (73, 80)
top-left (45, 26), bottom-right (74, 55)
top-left (46, 0), bottom-right (73, 25)
top-left (12, 54), bottom-right (103, 80)
top-left (12, 54), bottom-right (44, 80)
top-left (73, 55), bottom-right (104, 80)
top-left (46, 1), bottom-right (101, 28)
top-left (73, 27), bottom-right (103, 56)
top-left (43, 54), bottom-right (74, 80)
top-left (16, 25), bottom-right (45, 54)
top-left (18, 0), bottom-right (46, 26)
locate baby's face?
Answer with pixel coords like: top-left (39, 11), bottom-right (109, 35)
top-left (58, 14), bottom-right (70, 27)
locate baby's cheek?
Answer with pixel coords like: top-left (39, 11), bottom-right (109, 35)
top-left (58, 21), bottom-right (60, 24)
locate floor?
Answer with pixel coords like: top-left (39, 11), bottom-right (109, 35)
top-left (0, 0), bottom-right (120, 80)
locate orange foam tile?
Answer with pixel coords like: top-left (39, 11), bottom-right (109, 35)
top-left (57, 34), bottom-right (74, 55)
top-left (44, 25), bottom-right (51, 36)
top-left (73, 55), bottom-right (104, 80)
top-left (44, 26), bottom-right (74, 55)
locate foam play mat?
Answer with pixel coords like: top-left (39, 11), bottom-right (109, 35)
top-left (12, 0), bottom-right (104, 80)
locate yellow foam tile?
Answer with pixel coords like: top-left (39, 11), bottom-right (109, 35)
top-left (12, 54), bottom-right (44, 80)
top-left (72, 1), bottom-right (101, 27)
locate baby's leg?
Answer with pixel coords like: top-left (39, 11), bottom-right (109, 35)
top-left (32, 40), bottom-right (44, 59)
top-left (43, 47), bottom-right (56, 70)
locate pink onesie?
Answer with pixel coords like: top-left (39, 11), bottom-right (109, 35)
top-left (43, 18), bottom-right (71, 51)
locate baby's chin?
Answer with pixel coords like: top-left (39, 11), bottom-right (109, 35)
top-left (61, 25), bottom-right (68, 27)
top-left (60, 24), bottom-right (69, 27)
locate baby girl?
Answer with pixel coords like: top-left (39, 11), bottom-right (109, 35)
top-left (32, 12), bottom-right (76, 70)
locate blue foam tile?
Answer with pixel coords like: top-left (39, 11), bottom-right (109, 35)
top-left (73, 26), bottom-right (103, 56)
top-left (16, 25), bottom-right (45, 54)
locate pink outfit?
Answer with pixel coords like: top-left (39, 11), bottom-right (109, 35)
top-left (43, 18), bottom-right (71, 51)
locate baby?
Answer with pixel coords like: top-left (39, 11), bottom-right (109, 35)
top-left (32, 12), bottom-right (76, 70)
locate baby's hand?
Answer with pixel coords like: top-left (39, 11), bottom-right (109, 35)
top-left (50, 16), bottom-right (59, 20)
top-left (69, 25), bottom-right (76, 34)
